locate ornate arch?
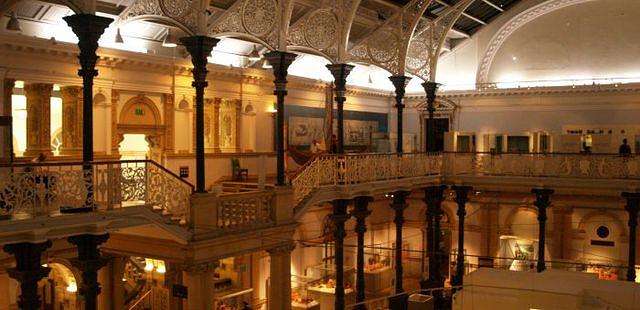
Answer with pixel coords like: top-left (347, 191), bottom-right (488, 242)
top-left (118, 0), bottom-right (201, 35)
top-left (208, 0), bottom-right (294, 51)
top-left (503, 205), bottom-right (538, 235)
top-left (348, 0), bottom-right (435, 75)
top-left (115, 95), bottom-right (165, 154)
top-left (576, 209), bottom-right (627, 237)
top-left (476, 0), bottom-right (597, 84)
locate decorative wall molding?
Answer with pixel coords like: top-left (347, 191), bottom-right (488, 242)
top-left (476, 0), bottom-right (597, 84)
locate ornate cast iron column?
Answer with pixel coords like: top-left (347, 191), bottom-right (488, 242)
top-left (351, 196), bottom-right (371, 309)
top-left (389, 76), bottom-right (411, 154)
top-left (422, 185), bottom-right (447, 291)
top-left (390, 191), bottom-right (410, 293)
top-left (326, 64), bottom-right (354, 154)
top-left (623, 192), bottom-right (640, 282)
top-left (331, 199), bottom-right (351, 310)
top-left (65, 14), bottom-right (113, 209)
top-left (64, 14), bottom-right (112, 163)
top-left (265, 51), bottom-right (297, 186)
top-left (532, 188), bottom-right (554, 273)
top-left (452, 185), bottom-right (472, 287)
top-left (3, 241), bottom-right (51, 310)
top-left (422, 82), bottom-right (440, 152)
top-left (180, 36), bottom-right (219, 193)
top-left (68, 234), bottom-right (110, 310)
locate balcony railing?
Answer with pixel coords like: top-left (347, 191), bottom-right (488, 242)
top-left (292, 153), bottom-right (443, 204)
top-left (0, 160), bottom-right (194, 222)
top-left (444, 152), bottom-right (640, 179)
top-left (291, 152), bottom-right (640, 205)
top-left (216, 190), bottom-right (274, 229)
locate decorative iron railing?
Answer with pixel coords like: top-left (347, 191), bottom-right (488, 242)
top-left (291, 152), bottom-right (640, 205)
top-left (444, 152), bottom-right (640, 179)
top-left (0, 160), bottom-right (193, 221)
top-left (291, 153), bottom-right (443, 204)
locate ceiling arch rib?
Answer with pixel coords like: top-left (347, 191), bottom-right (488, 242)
top-left (347, 0), bottom-right (434, 76)
top-left (118, 0), bottom-right (204, 36)
top-left (208, 0), bottom-right (295, 51)
top-left (286, 0), bottom-right (362, 63)
top-left (406, 0), bottom-right (474, 82)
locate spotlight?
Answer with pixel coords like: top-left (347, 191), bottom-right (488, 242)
top-left (248, 45), bottom-right (260, 61)
top-left (115, 28), bottom-right (124, 44)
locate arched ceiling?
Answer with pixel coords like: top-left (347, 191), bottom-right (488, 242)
top-left (2, 0), bottom-right (522, 84)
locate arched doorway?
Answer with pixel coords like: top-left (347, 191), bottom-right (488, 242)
top-left (116, 95), bottom-right (165, 162)
top-left (41, 261), bottom-right (81, 309)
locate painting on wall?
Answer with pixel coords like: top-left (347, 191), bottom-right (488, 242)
top-left (286, 105), bottom-right (388, 148)
top-left (289, 116), bottom-right (325, 146)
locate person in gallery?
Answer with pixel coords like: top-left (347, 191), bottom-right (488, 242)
top-left (310, 139), bottom-right (320, 154)
top-left (619, 138), bottom-right (632, 157)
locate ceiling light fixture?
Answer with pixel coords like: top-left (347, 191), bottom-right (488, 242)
top-left (248, 45), bottom-right (260, 61)
top-left (115, 27), bottom-right (124, 44)
top-left (6, 11), bottom-right (21, 32)
top-left (162, 29), bottom-right (178, 48)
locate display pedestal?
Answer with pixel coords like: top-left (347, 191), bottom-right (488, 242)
top-left (307, 287), bottom-right (355, 310)
top-left (292, 300), bottom-right (321, 310)
top-left (408, 293), bottom-right (433, 310)
top-left (363, 266), bottom-right (393, 294)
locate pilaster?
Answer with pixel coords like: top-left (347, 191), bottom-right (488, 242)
top-left (2, 78), bottom-right (14, 117)
top-left (163, 93), bottom-right (175, 153)
top-left (182, 262), bottom-right (217, 310)
top-left (213, 97), bottom-right (221, 153)
top-left (60, 86), bottom-right (83, 155)
top-left (24, 83), bottom-right (53, 157)
top-left (267, 243), bottom-right (295, 310)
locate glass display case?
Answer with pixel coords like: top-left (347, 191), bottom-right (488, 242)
top-left (304, 263), bottom-right (356, 310)
top-left (363, 248), bottom-right (393, 294)
top-left (291, 275), bottom-right (320, 310)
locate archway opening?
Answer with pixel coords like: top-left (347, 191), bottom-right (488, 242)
top-left (119, 134), bottom-right (150, 160)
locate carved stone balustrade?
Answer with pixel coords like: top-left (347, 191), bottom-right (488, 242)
top-left (190, 186), bottom-right (292, 235)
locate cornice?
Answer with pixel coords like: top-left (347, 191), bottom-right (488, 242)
top-left (405, 83), bottom-right (640, 100)
top-left (0, 33), bottom-right (393, 99)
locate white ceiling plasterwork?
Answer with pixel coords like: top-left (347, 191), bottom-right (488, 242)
top-left (475, 0), bottom-right (597, 85)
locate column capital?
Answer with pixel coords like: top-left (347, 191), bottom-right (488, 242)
top-left (351, 196), bottom-right (372, 220)
top-left (532, 188), bottom-right (554, 209)
top-left (182, 261), bottom-right (218, 274)
top-left (180, 36), bottom-right (219, 83)
top-left (389, 75), bottom-right (411, 107)
top-left (421, 81), bottom-right (441, 105)
top-left (267, 242), bottom-right (296, 256)
top-left (265, 51), bottom-right (297, 93)
top-left (390, 191), bottom-right (410, 211)
top-left (424, 185), bottom-right (448, 207)
top-left (63, 14), bottom-right (113, 77)
top-left (326, 63), bottom-right (355, 92)
top-left (3, 241), bottom-right (52, 310)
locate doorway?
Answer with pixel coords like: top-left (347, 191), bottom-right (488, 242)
top-left (119, 134), bottom-right (150, 160)
top-left (425, 118), bottom-right (449, 152)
